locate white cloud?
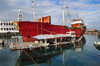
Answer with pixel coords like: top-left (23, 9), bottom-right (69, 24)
top-left (0, 0), bottom-right (100, 29)
top-left (79, 10), bottom-right (100, 29)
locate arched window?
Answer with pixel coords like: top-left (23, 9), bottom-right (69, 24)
top-left (1, 28), bottom-right (3, 30)
top-left (9, 28), bottom-right (11, 30)
top-left (9, 23), bottom-right (10, 25)
top-left (4, 28), bottom-right (6, 30)
top-left (4, 23), bottom-right (6, 25)
top-left (6, 23), bottom-right (8, 25)
top-left (12, 28), bottom-right (13, 30)
top-left (11, 23), bottom-right (13, 25)
top-left (14, 28), bottom-right (16, 30)
top-left (7, 28), bottom-right (8, 30)
top-left (1, 23), bottom-right (2, 25)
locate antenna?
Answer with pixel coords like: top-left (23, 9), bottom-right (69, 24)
top-left (62, 0), bottom-right (66, 26)
top-left (32, 0), bottom-right (35, 22)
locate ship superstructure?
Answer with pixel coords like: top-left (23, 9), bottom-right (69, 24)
top-left (71, 19), bottom-right (86, 38)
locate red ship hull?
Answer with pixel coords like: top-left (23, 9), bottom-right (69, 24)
top-left (15, 21), bottom-right (86, 42)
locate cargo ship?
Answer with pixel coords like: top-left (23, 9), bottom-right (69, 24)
top-left (13, 0), bottom-right (86, 43)
top-left (13, 16), bottom-right (86, 42)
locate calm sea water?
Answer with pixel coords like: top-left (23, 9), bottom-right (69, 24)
top-left (0, 35), bottom-right (100, 66)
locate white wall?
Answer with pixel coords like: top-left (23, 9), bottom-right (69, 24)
top-left (0, 20), bottom-right (19, 33)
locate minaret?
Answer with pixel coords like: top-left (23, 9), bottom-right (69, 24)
top-left (18, 10), bottom-right (23, 21)
top-left (32, 0), bottom-right (35, 22)
top-left (62, 0), bottom-right (66, 26)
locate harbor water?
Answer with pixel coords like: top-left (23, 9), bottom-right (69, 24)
top-left (0, 35), bottom-right (100, 66)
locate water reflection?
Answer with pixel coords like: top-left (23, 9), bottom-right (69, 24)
top-left (0, 36), bottom-right (23, 49)
top-left (74, 37), bottom-right (86, 52)
top-left (0, 36), bottom-right (87, 66)
top-left (15, 44), bottom-right (73, 66)
top-left (0, 49), bottom-right (20, 66)
top-left (15, 37), bottom-right (86, 66)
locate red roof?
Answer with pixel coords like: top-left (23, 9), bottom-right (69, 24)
top-left (87, 29), bottom-right (97, 31)
top-left (71, 19), bottom-right (82, 22)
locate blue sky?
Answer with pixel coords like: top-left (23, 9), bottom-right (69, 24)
top-left (0, 0), bottom-right (100, 29)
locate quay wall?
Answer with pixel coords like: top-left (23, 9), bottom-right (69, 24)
top-left (85, 31), bottom-right (98, 35)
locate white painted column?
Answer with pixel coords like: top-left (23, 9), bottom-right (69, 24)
top-left (55, 38), bottom-right (57, 44)
top-left (45, 39), bottom-right (47, 44)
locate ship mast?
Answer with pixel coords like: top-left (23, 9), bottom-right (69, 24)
top-left (32, 0), bottom-right (35, 21)
top-left (62, 0), bottom-right (66, 26)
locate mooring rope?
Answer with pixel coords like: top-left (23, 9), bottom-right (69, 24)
top-left (39, 27), bottom-right (56, 34)
top-left (23, 50), bottom-right (40, 66)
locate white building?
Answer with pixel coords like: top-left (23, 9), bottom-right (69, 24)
top-left (0, 20), bottom-right (19, 33)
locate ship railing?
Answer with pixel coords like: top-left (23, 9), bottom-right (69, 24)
top-left (32, 33), bottom-right (76, 40)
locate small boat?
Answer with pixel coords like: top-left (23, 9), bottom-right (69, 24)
top-left (94, 41), bottom-right (100, 47)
